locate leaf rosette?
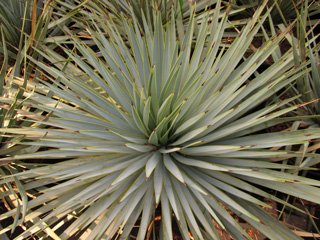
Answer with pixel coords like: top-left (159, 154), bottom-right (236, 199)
top-left (1, 2), bottom-right (320, 239)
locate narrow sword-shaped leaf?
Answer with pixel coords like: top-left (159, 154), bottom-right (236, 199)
top-left (163, 154), bottom-right (184, 183)
top-left (145, 151), bottom-right (161, 178)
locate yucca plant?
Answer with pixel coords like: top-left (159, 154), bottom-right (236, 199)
top-left (54, 0), bottom-right (217, 25)
top-left (0, 0), bottom-right (76, 67)
top-left (0, 25), bottom-right (59, 239)
top-left (0, 2), bottom-right (74, 234)
top-left (228, 0), bottom-right (320, 25)
top-left (1, 1), bottom-right (320, 239)
top-left (289, 1), bottom-right (320, 126)
top-left (0, 35), bottom-right (40, 158)
top-left (0, 0), bottom-right (50, 62)
top-left (52, 0), bottom-right (247, 49)
top-left (0, 0), bottom-right (60, 158)
top-left (276, 2), bottom-right (320, 171)
top-left (255, 1), bottom-right (320, 168)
